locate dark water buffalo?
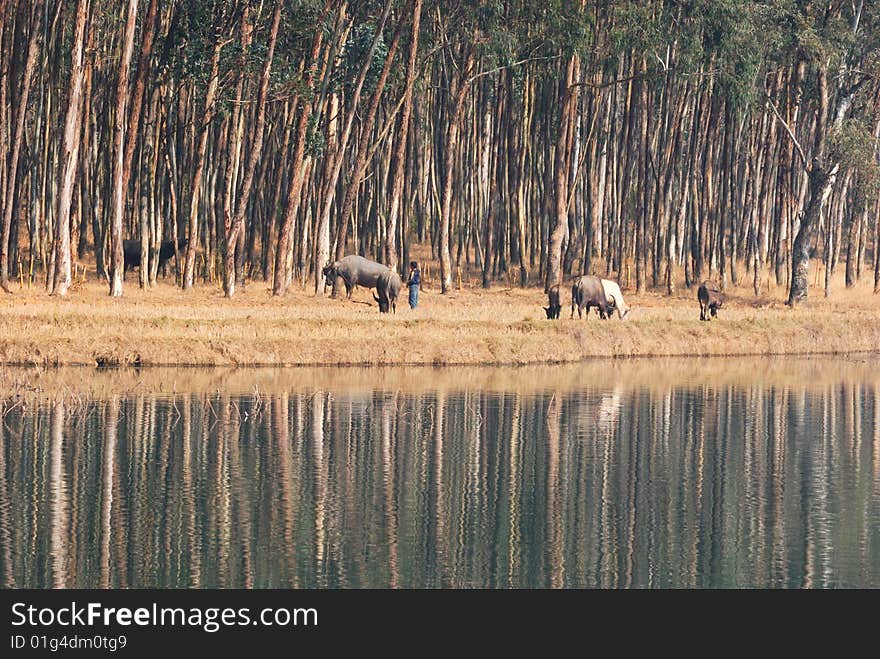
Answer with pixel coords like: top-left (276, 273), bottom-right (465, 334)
top-left (373, 268), bottom-right (403, 313)
top-left (698, 280), bottom-right (723, 320)
top-left (322, 255), bottom-right (389, 299)
top-left (123, 238), bottom-right (188, 277)
top-left (544, 284), bottom-right (561, 319)
top-left (571, 275), bottom-right (611, 319)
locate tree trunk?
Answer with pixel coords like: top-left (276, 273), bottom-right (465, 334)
top-left (273, 20), bottom-right (327, 296)
top-left (438, 49), bottom-right (475, 294)
top-left (331, 0), bottom-right (403, 296)
top-left (789, 162), bottom-right (837, 305)
top-left (224, 1), bottom-right (280, 298)
top-left (873, 191), bottom-right (880, 293)
top-left (108, 0), bottom-right (138, 297)
top-left (545, 55), bottom-right (579, 292)
top-left (182, 42), bottom-right (222, 290)
top-left (787, 62), bottom-right (857, 306)
top-left (384, 0), bottom-right (422, 269)
top-left (0, 1), bottom-right (9, 265)
top-left (483, 77), bottom-right (505, 289)
top-left (51, 0), bottom-right (88, 297)
top-left (844, 184), bottom-right (858, 288)
top-left (513, 69), bottom-right (531, 287)
top-left (311, 0), bottom-right (392, 298)
top-left (1, 0), bottom-right (42, 292)
top-left (124, 0), bottom-right (158, 290)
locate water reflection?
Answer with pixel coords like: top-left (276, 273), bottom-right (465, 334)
top-left (1, 359), bottom-right (879, 588)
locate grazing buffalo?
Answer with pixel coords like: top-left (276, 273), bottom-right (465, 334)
top-left (123, 238), bottom-right (188, 278)
top-left (571, 275), bottom-right (612, 319)
top-left (322, 255), bottom-right (389, 299)
top-left (374, 268), bottom-right (403, 313)
top-left (544, 284), bottom-right (561, 319)
top-left (600, 279), bottom-right (631, 320)
top-left (698, 280), bottom-right (723, 321)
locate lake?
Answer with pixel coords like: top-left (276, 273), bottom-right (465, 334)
top-left (1, 358), bottom-right (878, 588)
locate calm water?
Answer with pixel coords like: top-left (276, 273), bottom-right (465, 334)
top-left (1, 359), bottom-right (879, 588)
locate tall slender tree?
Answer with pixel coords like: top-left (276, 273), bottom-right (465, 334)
top-left (224, 0), bottom-right (282, 297)
top-left (1, 0), bottom-right (43, 292)
top-left (384, 0), bottom-right (422, 269)
top-left (108, 0), bottom-right (139, 297)
top-left (51, 0), bottom-right (89, 296)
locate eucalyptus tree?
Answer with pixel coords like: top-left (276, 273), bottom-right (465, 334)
top-left (223, 0), bottom-right (282, 298)
top-left (1, 0), bottom-right (877, 304)
top-left (330, 0), bottom-right (404, 297)
top-left (165, 0), bottom-right (240, 290)
top-left (0, 1), bottom-right (43, 293)
top-left (108, 0), bottom-right (139, 298)
top-left (384, 0), bottom-right (423, 270)
top-left (51, 0), bottom-right (89, 297)
top-left (126, 0), bottom-right (160, 290)
top-left (760, 0), bottom-right (880, 306)
top-left (272, 0), bottom-right (337, 296)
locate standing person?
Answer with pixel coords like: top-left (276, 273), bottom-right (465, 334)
top-left (407, 261), bottom-right (421, 309)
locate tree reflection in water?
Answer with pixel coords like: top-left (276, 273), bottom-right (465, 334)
top-left (1, 360), bottom-right (879, 588)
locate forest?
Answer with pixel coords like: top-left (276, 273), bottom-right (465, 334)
top-left (0, 0), bottom-right (878, 305)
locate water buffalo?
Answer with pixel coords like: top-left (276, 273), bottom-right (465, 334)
top-left (571, 275), bottom-right (612, 319)
top-left (123, 238), bottom-right (188, 278)
top-left (544, 284), bottom-right (561, 319)
top-left (600, 279), bottom-right (631, 320)
top-left (322, 255), bottom-right (389, 299)
top-left (373, 268), bottom-right (403, 313)
top-left (698, 280), bottom-right (723, 321)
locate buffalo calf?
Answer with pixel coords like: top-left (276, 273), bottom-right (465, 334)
top-left (373, 268), bottom-right (403, 313)
top-left (698, 281), bottom-right (723, 321)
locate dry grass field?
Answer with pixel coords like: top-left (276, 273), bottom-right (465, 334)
top-left (0, 256), bottom-right (878, 367)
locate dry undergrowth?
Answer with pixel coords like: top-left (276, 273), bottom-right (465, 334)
top-left (0, 262), bottom-right (878, 368)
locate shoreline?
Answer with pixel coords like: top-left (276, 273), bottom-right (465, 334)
top-left (3, 354), bottom-right (880, 398)
top-left (1, 346), bottom-right (880, 369)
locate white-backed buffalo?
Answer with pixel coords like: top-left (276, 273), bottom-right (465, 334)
top-left (374, 268), bottom-right (403, 313)
top-left (698, 280), bottom-right (723, 320)
top-left (600, 279), bottom-right (631, 320)
top-left (322, 255), bottom-right (389, 299)
top-left (571, 275), bottom-right (612, 319)
top-left (544, 284), bottom-right (561, 319)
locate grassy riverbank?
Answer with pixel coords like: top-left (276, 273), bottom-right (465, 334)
top-left (0, 269), bottom-right (878, 367)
